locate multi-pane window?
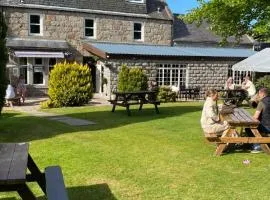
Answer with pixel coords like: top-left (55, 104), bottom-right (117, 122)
top-left (157, 64), bottom-right (187, 87)
top-left (85, 19), bottom-right (95, 38)
top-left (33, 58), bottom-right (44, 84)
top-left (49, 58), bottom-right (56, 74)
top-left (134, 22), bottom-right (143, 41)
top-left (233, 71), bottom-right (253, 85)
top-left (29, 14), bottom-right (42, 35)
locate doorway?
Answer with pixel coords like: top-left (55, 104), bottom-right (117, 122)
top-left (83, 57), bottom-right (96, 92)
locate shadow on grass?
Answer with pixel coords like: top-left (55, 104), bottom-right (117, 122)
top-left (0, 103), bottom-right (202, 142)
top-left (36, 183), bottom-right (117, 200)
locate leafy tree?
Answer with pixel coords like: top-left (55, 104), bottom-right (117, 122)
top-left (0, 12), bottom-right (8, 114)
top-left (183, 0), bottom-right (270, 43)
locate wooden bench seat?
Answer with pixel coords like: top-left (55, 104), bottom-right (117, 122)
top-left (45, 166), bottom-right (69, 200)
top-left (6, 96), bottom-right (21, 106)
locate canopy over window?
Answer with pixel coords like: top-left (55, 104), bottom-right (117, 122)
top-left (232, 48), bottom-right (270, 72)
top-left (14, 51), bottom-right (65, 58)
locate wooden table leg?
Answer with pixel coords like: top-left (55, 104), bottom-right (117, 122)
top-left (139, 103), bottom-right (143, 110)
top-left (251, 128), bottom-right (270, 154)
top-left (17, 184), bottom-right (37, 200)
top-left (215, 129), bottom-right (235, 156)
top-left (154, 104), bottom-right (159, 114)
top-left (126, 105), bottom-right (131, 116)
top-left (112, 104), bottom-right (116, 112)
top-left (27, 154), bottom-right (46, 194)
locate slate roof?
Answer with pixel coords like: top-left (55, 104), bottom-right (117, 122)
top-left (0, 0), bottom-right (172, 20)
top-left (6, 37), bottom-right (69, 50)
top-left (84, 42), bottom-right (255, 59)
top-left (173, 14), bottom-right (253, 47)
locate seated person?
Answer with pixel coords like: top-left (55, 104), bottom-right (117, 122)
top-left (201, 89), bottom-right (229, 136)
top-left (224, 77), bottom-right (235, 90)
top-left (246, 88), bottom-right (270, 153)
top-left (5, 81), bottom-right (16, 107)
top-left (241, 76), bottom-right (256, 99)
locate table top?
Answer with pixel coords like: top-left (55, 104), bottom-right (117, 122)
top-left (114, 90), bottom-right (156, 95)
top-left (221, 107), bottom-right (259, 127)
top-left (0, 143), bottom-right (29, 184)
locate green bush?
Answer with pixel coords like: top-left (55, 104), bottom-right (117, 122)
top-left (40, 99), bottom-right (54, 109)
top-left (255, 75), bottom-right (270, 90)
top-left (0, 12), bottom-right (8, 115)
top-left (48, 61), bottom-right (93, 107)
top-left (157, 86), bottom-right (177, 102)
top-left (117, 65), bottom-right (148, 92)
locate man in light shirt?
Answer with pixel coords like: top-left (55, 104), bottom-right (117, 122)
top-left (241, 76), bottom-right (256, 98)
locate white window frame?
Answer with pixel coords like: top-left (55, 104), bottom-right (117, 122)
top-left (133, 22), bottom-right (144, 41)
top-left (33, 58), bottom-right (45, 85)
top-left (128, 0), bottom-right (144, 3)
top-left (157, 64), bottom-right (187, 88)
top-left (84, 18), bottom-right (96, 39)
top-left (29, 14), bottom-right (43, 36)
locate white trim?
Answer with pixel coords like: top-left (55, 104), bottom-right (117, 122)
top-left (133, 22), bottom-right (144, 41)
top-left (127, 0), bottom-right (144, 3)
top-left (84, 18), bottom-right (96, 39)
top-left (29, 13), bottom-right (43, 36)
top-left (2, 4), bottom-right (167, 20)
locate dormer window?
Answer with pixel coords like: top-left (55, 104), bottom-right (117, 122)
top-left (128, 0), bottom-right (144, 3)
top-left (134, 22), bottom-right (144, 41)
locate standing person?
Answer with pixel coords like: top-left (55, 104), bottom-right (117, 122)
top-left (224, 77), bottom-right (235, 90)
top-left (201, 89), bottom-right (229, 136)
top-left (241, 76), bottom-right (256, 98)
top-left (5, 81), bottom-right (16, 107)
top-left (17, 75), bottom-right (26, 103)
top-left (246, 88), bottom-right (270, 153)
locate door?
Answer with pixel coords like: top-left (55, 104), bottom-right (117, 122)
top-left (83, 57), bottom-right (96, 92)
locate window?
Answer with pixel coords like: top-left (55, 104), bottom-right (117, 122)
top-left (134, 22), bottom-right (143, 41)
top-left (85, 19), bottom-right (95, 38)
top-left (33, 58), bottom-right (44, 84)
top-left (29, 14), bottom-right (43, 35)
top-left (157, 64), bottom-right (187, 87)
top-left (49, 58), bottom-right (56, 74)
top-left (128, 0), bottom-right (144, 3)
top-left (233, 70), bottom-right (253, 85)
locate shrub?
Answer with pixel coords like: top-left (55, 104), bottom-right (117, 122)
top-left (40, 99), bottom-right (54, 109)
top-left (157, 86), bottom-right (177, 102)
top-left (117, 65), bottom-right (148, 92)
top-left (48, 61), bottom-right (93, 107)
top-left (255, 75), bottom-right (270, 90)
top-left (0, 12), bottom-right (8, 115)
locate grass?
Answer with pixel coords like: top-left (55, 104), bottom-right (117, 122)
top-left (1, 102), bottom-right (270, 200)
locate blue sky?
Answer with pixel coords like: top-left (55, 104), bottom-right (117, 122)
top-left (166, 0), bottom-right (199, 14)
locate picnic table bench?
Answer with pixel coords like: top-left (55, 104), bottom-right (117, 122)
top-left (0, 143), bottom-right (69, 200)
top-left (109, 90), bottom-right (160, 116)
top-left (205, 107), bottom-right (270, 156)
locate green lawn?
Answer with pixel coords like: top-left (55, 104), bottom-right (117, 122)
top-left (1, 102), bottom-right (270, 200)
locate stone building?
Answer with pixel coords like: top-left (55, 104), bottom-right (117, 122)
top-left (1, 0), bottom-right (254, 97)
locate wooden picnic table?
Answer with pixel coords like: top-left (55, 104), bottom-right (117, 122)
top-left (109, 90), bottom-right (160, 116)
top-left (207, 107), bottom-right (270, 156)
top-left (218, 89), bottom-right (247, 106)
top-left (0, 143), bottom-right (68, 200)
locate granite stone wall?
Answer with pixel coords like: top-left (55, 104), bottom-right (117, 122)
top-left (5, 7), bottom-right (172, 60)
top-left (104, 59), bottom-right (237, 98)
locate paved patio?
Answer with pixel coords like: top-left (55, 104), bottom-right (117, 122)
top-left (3, 94), bottom-right (109, 126)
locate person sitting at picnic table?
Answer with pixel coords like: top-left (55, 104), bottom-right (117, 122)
top-left (246, 88), bottom-right (270, 153)
top-left (17, 75), bottom-right (26, 103)
top-left (241, 76), bottom-right (256, 99)
top-left (201, 89), bottom-right (229, 136)
top-left (5, 81), bottom-right (16, 107)
top-left (224, 77), bottom-right (235, 90)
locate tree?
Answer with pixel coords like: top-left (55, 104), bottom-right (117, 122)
top-left (0, 11), bottom-right (8, 115)
top-left (183, 0), bottom-right (270, 43)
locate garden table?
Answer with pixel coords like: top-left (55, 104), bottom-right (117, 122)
top-left (109, 90), bottom-right (160, 116)
top-left (206, 108), bottom-right (270, 156)
top-left (0, 143), bottom-right (46, 199)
